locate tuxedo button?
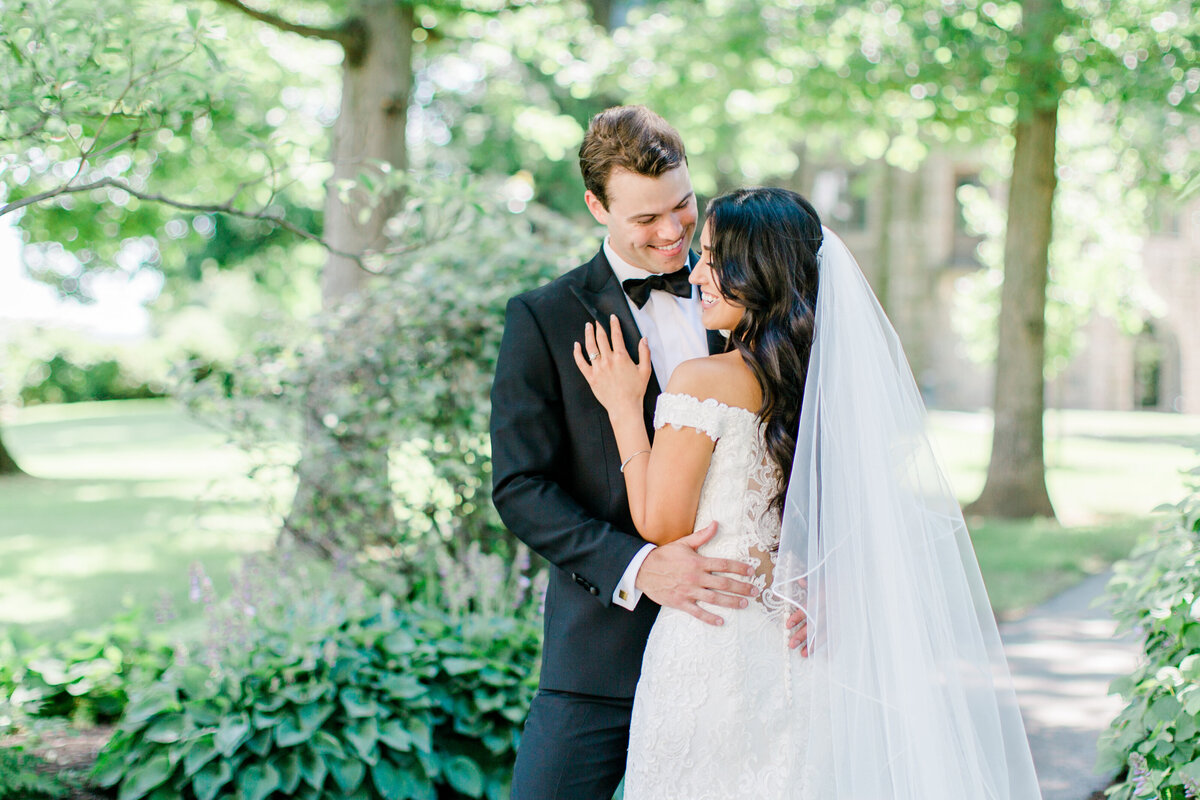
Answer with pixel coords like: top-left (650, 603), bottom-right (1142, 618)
top-left (589, 586), bottom-right (599, 596)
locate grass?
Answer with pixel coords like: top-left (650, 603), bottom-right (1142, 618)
top-left (0, 400), bottom-right (1198, 634)
top-left (0, 399), bottom-right (276, 637)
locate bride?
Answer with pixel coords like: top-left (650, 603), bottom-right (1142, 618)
top-left (574, 187), bottom-right (1043, 799)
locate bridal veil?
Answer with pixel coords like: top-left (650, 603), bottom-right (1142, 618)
top-left (772, 228), bottom-right (1043, 799)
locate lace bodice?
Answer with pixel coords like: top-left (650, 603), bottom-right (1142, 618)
top-left (654, 392), bottom-right (785, 614)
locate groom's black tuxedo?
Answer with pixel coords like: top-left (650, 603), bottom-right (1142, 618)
top-left (491, 245), bottom-right (723, 700)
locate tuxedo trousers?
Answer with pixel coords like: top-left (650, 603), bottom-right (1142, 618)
top-left (511, 689), bottom-right (633, 800)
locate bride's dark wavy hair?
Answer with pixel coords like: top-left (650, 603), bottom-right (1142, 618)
top-left (707, 187), bottom-right (823, 515)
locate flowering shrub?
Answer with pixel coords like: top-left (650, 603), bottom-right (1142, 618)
top-left (92, 555), bottom-right (543, 800)
top-left (1098, 468), bottom-right (1200, 800)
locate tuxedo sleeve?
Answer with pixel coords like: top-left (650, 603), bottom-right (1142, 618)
top-left (490, 296), bottom-right (646, 607)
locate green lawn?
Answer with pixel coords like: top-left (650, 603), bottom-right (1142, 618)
top-left (0, 400), bottom-right (277, 636)
top-left (0, 400), bottom-right (1198, 635)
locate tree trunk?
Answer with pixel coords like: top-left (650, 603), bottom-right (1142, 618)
top-left (286, 0), bottom-right (413, 551)
top-left (966, 0), bottom-right (1062, 520)
top-left (320, 0), bottom-right (413, 303)
top-left (0, 428), bottom-right (23, 476)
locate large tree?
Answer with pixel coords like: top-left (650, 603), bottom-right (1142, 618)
top-left (616, 0), bottom-right (1198, 518)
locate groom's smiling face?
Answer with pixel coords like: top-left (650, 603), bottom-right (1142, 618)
top-left (584, 165), bottom-right (697, 275)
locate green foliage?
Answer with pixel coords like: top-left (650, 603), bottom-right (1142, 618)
top-left (92, 557), bottom-right (542, 800)
top-left (1, 610), bottom-right (172, 724)
top-left (18, 353), bottom-right (164, 405)
top-left (1099, 466), bottom-right (1200, 800)
top-left (181, 173), bottom-right (592, 573)
top-left (0, 746), bottom-right (67, 799)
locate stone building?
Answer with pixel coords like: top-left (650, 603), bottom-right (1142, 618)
top-left (798, 155), bottom-right (1199, 413)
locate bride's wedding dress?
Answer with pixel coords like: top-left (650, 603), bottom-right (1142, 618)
top-left (623, 392), bottom-right (831, 800)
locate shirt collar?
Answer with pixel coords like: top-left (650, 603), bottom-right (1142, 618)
top-left (603, 237), bottom-right (692, 284)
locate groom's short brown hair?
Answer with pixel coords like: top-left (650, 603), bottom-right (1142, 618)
top-left (579, 105), bottom-right (687, 210)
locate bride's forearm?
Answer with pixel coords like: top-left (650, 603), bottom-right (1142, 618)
top-left (609, 409), bottom-right (652, 537)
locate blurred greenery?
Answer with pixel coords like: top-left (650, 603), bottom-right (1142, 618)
top-left (2, 400), bottom-right (1196, 635)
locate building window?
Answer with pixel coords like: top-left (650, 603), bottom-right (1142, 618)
top-left (951, 171), bottom-right (984, 266)
top-left (1133, 321), bottom-right (1163, 409)
top-left (811, 169), bottom-right (868, 232)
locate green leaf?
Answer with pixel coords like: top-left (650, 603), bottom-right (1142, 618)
top-left (443, 755), bottom-right (485, 798)
top-left (183, 734), bottom-right (219, 777)
top-left (236, 762), bottom-right (281, 800)
top-left (246, 728), bottom-right (274, 756)
top-left (117, 754), bottom-right (173, 800)
top-left (283, 682), bottom-right (331, 705)
top-left (442, 658), bottom-right (486, 676)
top-left (273, 751), bottom-right (303, 794)
top-left (1150, 695), bottom-right (1183, 724)
top-left (346, 717), bottom-right (380, 762)
top-left (192, 758), bottom-right (233, 800)
top-left (297, 701), bottom-right (336, 731)
top-left (144, 713), bottom-right (187, 743)
top-left (328, 755), bottom-right (366, 793)
top-left (215, 712), bottom-right (252, 756)
top-left (378, 719), bottom-right (413, 752)
top-left (382, 631), bottom-right (417, 655)
top-left (275, 713), bottom-right (315, 747)
top-left (341, 688), bottom-right (380, 718)
top-left (124, 686), bottom-right (181, 726)
top-left (298, 746), bottom-right (328, 789)
top-left (408, 718), bottom-right (433, 754)
top-left (378, 673), bottom-right (426, 700)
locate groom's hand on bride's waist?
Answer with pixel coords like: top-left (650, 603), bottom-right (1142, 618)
top-left (634, 522), bottom-right (758, 627)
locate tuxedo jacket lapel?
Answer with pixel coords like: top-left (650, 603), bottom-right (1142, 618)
top-left (569, 249), bottom-right (662, 432)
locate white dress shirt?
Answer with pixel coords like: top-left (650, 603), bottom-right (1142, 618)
top-left (603, 237), bottom-right (709, 610)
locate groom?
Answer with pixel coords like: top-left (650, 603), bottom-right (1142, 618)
top-left (491, 106), bottom-right (761, 799)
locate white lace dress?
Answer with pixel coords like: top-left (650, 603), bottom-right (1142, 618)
top-left (623, 393), bottom-right (830, 800)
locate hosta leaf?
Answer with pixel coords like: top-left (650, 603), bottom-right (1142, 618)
top-left (236, 762), bottom-right (281, 800)
top-left (341, 687), bottom-right (380, 718)
top-left (116, 753), bottom-right (173, 800)
top-left (298, 746), bottom-right (328, 789)
top-left (276, 713), bottom-right (314, 747)
top-left (443, 755), bottom-right (485, 798)
top-left (191, 758), bottom-right (233, 800)
top-left (215, 712), bottom-right (251, 755)
top-left (378, 719), bottom-right (413, 752)
top-left (183, 734), bottom-right (219, 777)
top-left (144, 713), bottom-right (187, 744)
top-left (346, 717), bottom-right (380, 762)
top-left (297, 701), bottom-right (336, 731)
top-left (328, 755), bottom-right (366, 793)
top-left (273, 751), bottom-right (303, 794)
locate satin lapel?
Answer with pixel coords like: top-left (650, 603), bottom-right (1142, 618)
top-left (569, 248), bottom-right (662, 433)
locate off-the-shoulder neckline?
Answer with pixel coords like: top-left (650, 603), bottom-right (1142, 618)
top-left (659, 392), bottom-right (758, 420)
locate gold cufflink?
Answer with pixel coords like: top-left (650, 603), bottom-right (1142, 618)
top-left (618, 590), bottom-right (628, 601)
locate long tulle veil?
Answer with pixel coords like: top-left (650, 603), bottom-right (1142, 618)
top-left (771, 228), bottom-right (1043, 798)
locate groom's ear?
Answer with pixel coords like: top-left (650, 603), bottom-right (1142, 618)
top-left (584, 190), bottom-right (609, 226)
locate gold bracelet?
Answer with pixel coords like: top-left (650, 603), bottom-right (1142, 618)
top-left (619, 449), bottom-right (650, 473)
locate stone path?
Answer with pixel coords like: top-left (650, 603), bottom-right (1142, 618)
top-left (1001, 572), bottom-right (1141, 800)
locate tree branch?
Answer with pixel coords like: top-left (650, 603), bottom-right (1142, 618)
top-left (210, 0), bottom-right (362, 55)
top-left (0, 177), bottom-right (367, 270)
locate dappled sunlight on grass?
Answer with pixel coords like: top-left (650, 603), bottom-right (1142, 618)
top-left (927, 408), bottom-right (1200, 525)
top-left (1, 400), bottom-right (276, 636)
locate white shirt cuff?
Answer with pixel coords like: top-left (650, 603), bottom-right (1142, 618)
top-left (613, 543), bottom-right (657, 610)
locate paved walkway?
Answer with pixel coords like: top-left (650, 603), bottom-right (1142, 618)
top-left (1001, 572), bottom-right (1141, 800)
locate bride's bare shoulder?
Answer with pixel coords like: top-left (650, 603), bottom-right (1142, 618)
top-left (664, 352), bottom-right (760, 411)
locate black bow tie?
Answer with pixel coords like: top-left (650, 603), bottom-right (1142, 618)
top-left (621, 268), bottom-right (693, 308)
